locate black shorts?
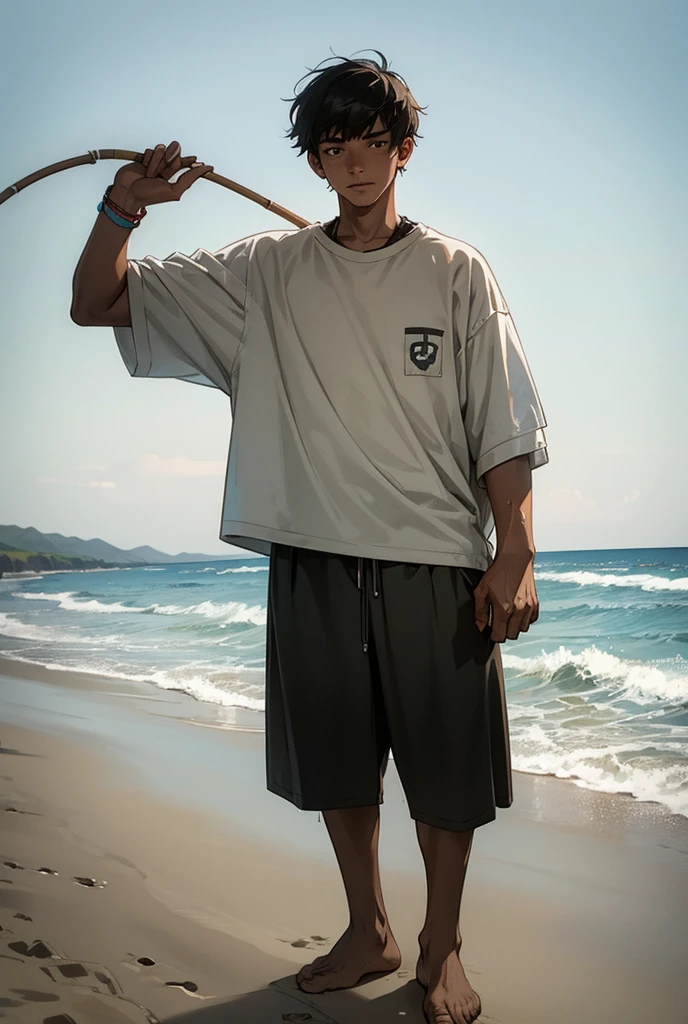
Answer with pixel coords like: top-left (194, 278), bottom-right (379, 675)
top-left (265, 543), bottom-right (513, 832)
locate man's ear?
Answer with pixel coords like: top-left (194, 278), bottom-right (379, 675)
top-left (308, 151), bottom-right (325, 180)
top-left (398, 136), bottom-right (414, 169)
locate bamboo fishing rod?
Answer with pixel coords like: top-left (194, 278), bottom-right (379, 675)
top-left (0, 148), bottom-right (312, 229)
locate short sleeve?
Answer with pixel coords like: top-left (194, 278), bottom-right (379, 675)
top-left (112, 235), bottom-right (254, 396)
top-left (462, 252), bottom-right (549, 487)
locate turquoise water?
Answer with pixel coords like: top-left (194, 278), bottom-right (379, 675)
top-left (1, 546), bottom-right (686, 818)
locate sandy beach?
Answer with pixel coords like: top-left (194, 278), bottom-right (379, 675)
top-left (1, 653), bottom-right (687, 1024)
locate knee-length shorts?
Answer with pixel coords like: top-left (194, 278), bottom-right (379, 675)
top-left (265, 543), bottom-right (513, 832)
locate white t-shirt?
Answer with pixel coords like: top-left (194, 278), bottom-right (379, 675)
top-left (113, 221), bottom-right (548, 569)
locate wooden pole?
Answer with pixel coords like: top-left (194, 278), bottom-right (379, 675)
top-left (0, 148), bottom-right (312, 229)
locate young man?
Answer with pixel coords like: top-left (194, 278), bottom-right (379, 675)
top-left (71, 51), bottom-right (547, 1024)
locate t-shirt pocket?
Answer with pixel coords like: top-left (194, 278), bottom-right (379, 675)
top-left (403, 326), bottom-right (444, 377)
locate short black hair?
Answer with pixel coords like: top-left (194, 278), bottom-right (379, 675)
top-left (282, 49), bottom-right (427, 181)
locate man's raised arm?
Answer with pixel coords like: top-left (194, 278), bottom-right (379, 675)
top-left (70, 181), bottom-right (140, 326)
top-left (70, 141), bottom-right (212, 326)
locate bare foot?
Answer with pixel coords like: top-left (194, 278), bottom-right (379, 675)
top-left (416, 947), bottom-right (482, 1023)
top-left (296, 923), bottom-right (401, 993)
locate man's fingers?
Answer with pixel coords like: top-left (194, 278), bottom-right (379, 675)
top-left (519, 603), bottom-right (537, 633)
top-left (161, 153), bottom-right (197, 181)
top-left (505, 594), bottom-right (528, 639)
top-left (503, 597), bottom-right (539, 639)
top-left (474, 574), bottom-right (540, 642)
top-left (505, 607), bottom-right (528, 640)
top-left (173, 163), bottom-right (214, 197)
top-left (521, 597), bottom-right (539, 631)
top-left (146, 143), bottom-right (168, 177)
top-left (490, 601), bottom-right (511, 643)
top-left (474, 584), bottom-right (491, 631)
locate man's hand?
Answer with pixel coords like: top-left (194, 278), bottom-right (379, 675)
top-left (474, 550), bottom-right (539, 642)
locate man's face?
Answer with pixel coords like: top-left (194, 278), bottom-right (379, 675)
top-left (308, 114), bottom-right (413, 205)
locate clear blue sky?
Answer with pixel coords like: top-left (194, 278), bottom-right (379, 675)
top-left (1, 0), bottom-right (685, 557)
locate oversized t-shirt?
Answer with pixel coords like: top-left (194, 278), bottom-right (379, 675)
top-left (113, 220), bottom-right (548, 569)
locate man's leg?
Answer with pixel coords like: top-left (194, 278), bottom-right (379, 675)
top-left (414, 822), bottom-right (481, 1023)
top-left (364, 561), bottom-right (504, 1022)
top-left (266, 547), bottom-right (399, 994)
top-left (296, 802), bottom-right (402, 993)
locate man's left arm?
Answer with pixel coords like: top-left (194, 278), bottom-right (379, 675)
top-left (460, 253), bottom-right (548, 641)
top-left (474, 453), bottom-right (539, 642)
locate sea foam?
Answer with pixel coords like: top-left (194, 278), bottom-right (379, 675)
top-left (535, 570), bottom-right (688, 591)
top-left (12, 591), bottom-right (266, 627)
top-left (503, 645), bottom-right (688, 703)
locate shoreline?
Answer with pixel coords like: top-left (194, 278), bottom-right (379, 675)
top-left (0, 556), bottom-right (251, 581)
top-left (1, 648), bottom-right (686, 824)
top-left (1, 652), bottom-right (687, 1021)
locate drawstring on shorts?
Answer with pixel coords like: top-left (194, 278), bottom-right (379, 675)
top-left (357, 557), bottom-right (380, 654)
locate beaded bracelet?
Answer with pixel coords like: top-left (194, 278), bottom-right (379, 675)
top-left (98, 201), bottom-right (138, 229)
top-left (97, 184), bottom-right (147, 229)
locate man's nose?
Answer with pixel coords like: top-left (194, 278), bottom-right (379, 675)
top-left (346, 155), bottom-right (365, 174)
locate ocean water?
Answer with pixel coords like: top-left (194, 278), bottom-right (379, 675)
top-left (1, 546), bottom-right (686, 819)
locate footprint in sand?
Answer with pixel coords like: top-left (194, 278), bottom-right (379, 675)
top-left (2, 858), bottom-right (107, 888)
top-left (278, 934), bottom-right (331, 950)
top-left (1, 921), bottom-right (202, 1013)
top-left (8, 937), bottom-right (68, 960)
top-left (122, 953), bottom-right (203, 999)
top-left (282, 1015), bottom-right (325, 1022)
top-left (0, 861), bottom-right (204, 1005)
top-left (1, 929), bottom-right (162, 1021)
top-left (73, 875), bottom-right (107, 888)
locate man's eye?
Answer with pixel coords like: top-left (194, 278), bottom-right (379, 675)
top-left (324, 140), bottom-right (388, 156)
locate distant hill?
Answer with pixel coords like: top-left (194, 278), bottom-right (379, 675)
top-left (0, 524), bottom-right (242, 576)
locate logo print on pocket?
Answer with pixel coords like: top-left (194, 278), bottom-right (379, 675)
top-left (404, 327), bottom-right (444, 376)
